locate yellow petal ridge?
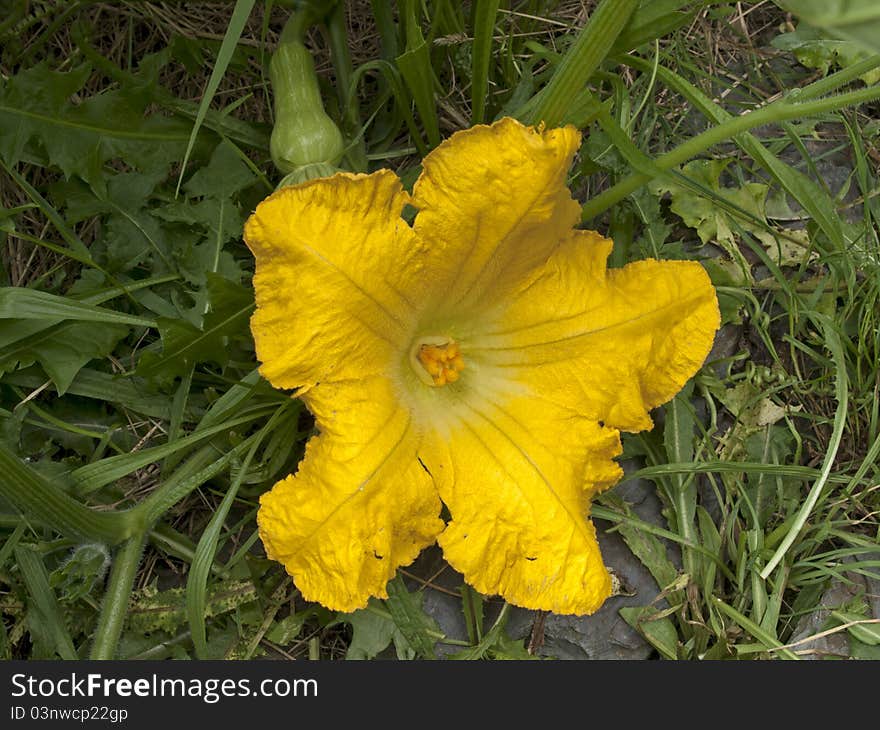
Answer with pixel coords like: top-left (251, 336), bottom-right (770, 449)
top-left (476, 229), bottom-right (721, 432)
top-left (244, 171), bottom-right (425, 392)
top-left (257, 378), bottom-right (444, 612)
top-left (421, 393), bottom-right (623, 615)
top-left (411, 117), bottom-right (582, 310)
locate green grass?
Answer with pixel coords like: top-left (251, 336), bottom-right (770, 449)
top-left (1, 0), bottom-right (879, 660)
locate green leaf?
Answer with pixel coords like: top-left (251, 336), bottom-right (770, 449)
top-left (69, 411), bottom-right (265, 495)
top-left (1, 367), bottom-right (198, 422)
top-left (384, 575), bottom-right (440, 659)
top-left (625, 55), bottom-right (851, 252)
top-left (653, 159), bottom-right (814, 271)
top-left (175, 0), bottom-right (256, 195)
top-left (663, 385), bottom-right (698, 576)
top-left (831, 610), bottom-right (880, 646)
top-left (449, 604), bottom-right (534, 660)
top-left (184, 138), bottom-right (257, 198)
top-left (15, 545), bottom-right (78, 659)
top-left (619, 606), bottom-right (679, 660)
top-left (612, 0), bottom-right (703, 54)
top-left (0, 62), bottom-right (193, 188)
top-left (517, 0), bottom-right (639, 126)
top-left (0, 319), bottom-right (129, 395)
top-left (50, 543), bottom-right (111, 603)
top-left (0, 287), bottom-right (154, 328)
top-left (138, 274), bottom-right (254, 383)
top-left (344, 601), bottom-right (397, 660)
top-left (265, 613), bottom-right (308, 645)
top-left (772, 23), bottom-right (880, 84)
top-left (600, 493), bottom-right (679, 590)
top-left (187, 406), bottom-right (286, 658)
top-left (127, 579), bottom-right (258, 635)
top-left (777, 0), bottom-right (880, 56)
top-left (0, 441), bottom-right (135, 544)
top-left (396, 0), bottom-right (440, 148)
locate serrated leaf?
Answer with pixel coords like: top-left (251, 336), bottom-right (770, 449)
top-left (184, 138), bottom-right (257, 198)
top-left (0, 62), bottom-right (196, 188)
top-left (0, 320), bottom-right (128, 394)
top-left (772, 24), bottom-right (880, 85)
top-left (50, 543), bottom-right (110, 603)
top-left (384, 575), bottom-right (440, 659)
top-left (128, 579), bottom-right (257, 634)
top-left (653, 159), bottom-right (816, 270)
top-left (138, 274), bottom-right (253, 382)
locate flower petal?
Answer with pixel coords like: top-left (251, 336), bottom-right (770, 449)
top-left (420, 393), bottom-right (622, 615)
top-left (411, 117), bottom-right (581, 308)
top-left (244, 171), bottom-right (426, 391)
top-left (257, 378), bottom-right (444, 612)
top-left (475, 231), bottom-right (720, 431)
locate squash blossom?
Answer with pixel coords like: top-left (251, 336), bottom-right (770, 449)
top-left (244, 117), bottom-right (720, 615)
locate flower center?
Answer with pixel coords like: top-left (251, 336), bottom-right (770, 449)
top-left (410, 337), bottom-right (466, 387)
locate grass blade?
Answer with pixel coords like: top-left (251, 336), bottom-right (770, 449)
top-left (517, 0), bottom-right (639, 126)
top-left (0, 288), bottom-right (155, 328)
top-left (471, 0), bottom-right (500, 124)
top-left (712, 596), bottom-right (799, 660)
top-left (174, 0), bottom-right (256, 196)
top-left (760, 317), bottom-right (848, 578)
top-left (70, 409), bottom-right (271, 494)
top-left (663, 386), bottom-right (698, 576)
top-left (396, 0), bottom-right (440, 147)
top-left (186, 405), bottom-right (287, 657)
top-left (15, 546), bottom-right (78, 659)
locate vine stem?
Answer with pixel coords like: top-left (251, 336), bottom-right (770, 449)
top-left (581, 83), bottom-right (880, 222)
top-left (89, 535), bottom-right (146, 660)
top-left (0, 442), bottom-right (137, 545)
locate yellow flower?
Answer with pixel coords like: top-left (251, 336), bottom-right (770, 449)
top-left (244, 117), bottom-right (720, 615)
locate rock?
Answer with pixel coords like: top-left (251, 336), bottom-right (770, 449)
top-left (505, 476), bottom-right (668, 660)
top-left (407, 472), bottom-right (672, 659)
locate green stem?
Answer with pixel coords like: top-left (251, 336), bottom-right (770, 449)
top-left (622, 460), bottom-right (854, 486)
top-left (279, 7), bottom-right (318, 43)
top-left (581, 84), bottom-right (880, 222)
top-left (0, 442), bottom-right (136, 545)
top-left (127, 441), bottom-right (248, 530)
top-left (519, 0), bottom-right (638, 126)
top-left (784, 53), bottom-right (880, 101)
top-left (89, 535), bottom-right (145, 660)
